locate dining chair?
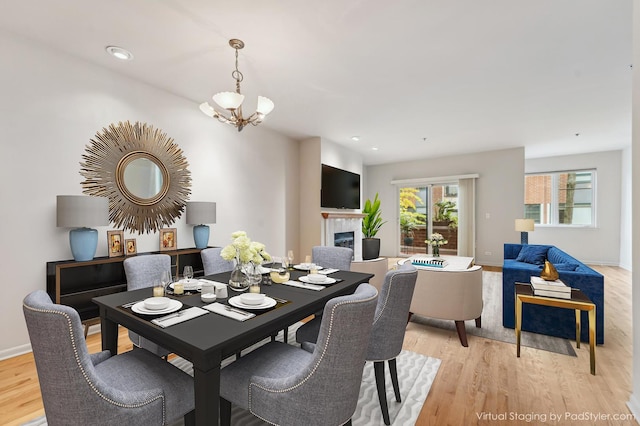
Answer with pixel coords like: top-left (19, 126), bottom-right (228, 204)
top-left (201, 247), bottom-right (234, 275)
top-left (123, 254), bottom-right (172, 357)
top-left (312, 245), bottom-right (353, 271)
top-left (23, 290), bottom-right (195, 426)
top-left (296, 263), bottom-right (418, 425)
top-left (219, 283), bottom-right (378, 426)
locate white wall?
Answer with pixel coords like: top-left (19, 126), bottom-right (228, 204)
top-left (365, 148), bottom-right (525, 266)
top-left (620, 146), bottom-right (632, 271)
top-left (525, 150), bottom-right (623, 265)
top-left (0, 31), bottom-right (299, 357)
top-left (627, 0), bottom-right (640, 419)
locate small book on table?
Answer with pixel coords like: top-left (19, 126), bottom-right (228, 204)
top-left (530, 276), bottom-right (571, 299)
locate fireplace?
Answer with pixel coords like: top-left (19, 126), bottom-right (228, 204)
top-left (334, 231), bottom-right (355, 251)
top-left (321, 212), bottom-right (365, 261)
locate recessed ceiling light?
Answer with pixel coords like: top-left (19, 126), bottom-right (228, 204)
top-left (105, 46), bottom-right (134, 61)
top-left (372, 147), bottom-right (379, 151)
top-left (351, 136), bottom-right (360, 141)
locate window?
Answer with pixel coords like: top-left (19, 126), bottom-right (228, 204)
top-left (524, 170), bottom-right (595, 226)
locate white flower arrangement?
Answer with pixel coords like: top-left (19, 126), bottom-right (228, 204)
top-left (425, 233), bottom-right (448, 247)
top-left (221, 231), bottom-right (272, 265)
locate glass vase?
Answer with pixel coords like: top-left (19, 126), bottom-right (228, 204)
top-left (228, 262), bottom-right (250, 292)
top-left (432, 246), bottom-right (440, 257)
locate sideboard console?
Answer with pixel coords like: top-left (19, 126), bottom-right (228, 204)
top-left (46, 248), bottom-right (208, 324)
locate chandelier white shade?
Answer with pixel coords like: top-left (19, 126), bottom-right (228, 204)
top-left (199, 39), bottom-right (274, 132)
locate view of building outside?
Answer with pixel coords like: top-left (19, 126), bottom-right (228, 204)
top-left (524, 171), bottom-right (594, 226)
top-left (399, 184), bottom-right (459, 255)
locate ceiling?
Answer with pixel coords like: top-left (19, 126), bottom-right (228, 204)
top-left (0, 0), bottom-right (632, 165)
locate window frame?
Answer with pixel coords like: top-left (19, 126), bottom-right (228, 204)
top-left (524, 169), bottom-right (596, 228)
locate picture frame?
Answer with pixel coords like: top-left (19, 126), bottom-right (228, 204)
top-left (125, 238), bottom-right (137, 256)
top-left (159, 228), bottom-right (177, 252)
top-left (107, 230), bottom-right (125, 257)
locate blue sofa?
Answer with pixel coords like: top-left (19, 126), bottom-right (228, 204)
top-left (502, 244), bottom-right (604, 344)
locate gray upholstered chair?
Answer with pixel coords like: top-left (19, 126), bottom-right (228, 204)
top-left (201, 247), bottom-right (234, 275)
top-left (123, 254), bottom-right (172, 357)
top-left (23, 290), bottom-right (195, 426)
top-left (219, 283), bottom-right (378, 426)
top-left (312, 245), bottom-right (353, 271)
top-left (296, 263), bottom-right (418, 425)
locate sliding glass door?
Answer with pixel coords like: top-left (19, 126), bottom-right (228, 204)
top-left (398, 183), bottom-right (459, 256)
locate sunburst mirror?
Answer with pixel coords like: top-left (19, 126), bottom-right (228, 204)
top-left (80, 121), bottom-right (191, 234)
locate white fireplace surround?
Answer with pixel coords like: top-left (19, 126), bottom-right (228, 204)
top-left (321, 212), bottom-right (366, 261)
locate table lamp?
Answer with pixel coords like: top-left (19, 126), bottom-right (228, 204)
top-left (186, 202), bottom-right (217, 249)
top-left (57, 195), bottom-right (109, 261)
top-left (515, 219), bottom-right (534, 245)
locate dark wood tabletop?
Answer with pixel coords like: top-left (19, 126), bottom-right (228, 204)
top-left (93, 268), bottom-right (374, 426)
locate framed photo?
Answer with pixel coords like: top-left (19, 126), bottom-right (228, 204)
top-left (107, 230), bottom-right (124, 257)
top-left (125, 238), bottom-right (137, 256)
top-left (160, 228), bottom-right (177, 252)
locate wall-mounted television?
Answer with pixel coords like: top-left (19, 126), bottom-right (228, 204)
top-left (321, 164), bottom-right (361, 209)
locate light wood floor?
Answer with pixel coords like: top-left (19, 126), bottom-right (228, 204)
top-left (0, 265), bottom-right (632, 425)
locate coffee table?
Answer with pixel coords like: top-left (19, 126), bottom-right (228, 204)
top-left (515, 283), bottom-right (596, 375)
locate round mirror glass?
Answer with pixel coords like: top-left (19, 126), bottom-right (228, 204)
top-left (122, 157), bottom-right (164, 200)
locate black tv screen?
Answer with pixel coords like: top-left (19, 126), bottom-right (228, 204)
top-left (321, 164), bottom-right (361, 209)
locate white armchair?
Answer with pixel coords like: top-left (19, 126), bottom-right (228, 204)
top-left (407, 264), bottom-right (483, 346)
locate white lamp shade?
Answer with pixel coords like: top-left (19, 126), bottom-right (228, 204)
top-left (199, 102), bottom-right (216, 117)
top-left (256, 96), bottom-right (275, 115)
top-left (212, 92), bottom-right (244, 110)
top-left (57, 195), bottom-right (109, 228)
top-left (514, 219), bottom-right (535, 232)
top-left (186, 202), bottom-right (217, 225)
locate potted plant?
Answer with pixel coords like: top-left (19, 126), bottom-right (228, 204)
top-left (362, 193), bottom-right (386, 260)
top-left (400, 211), bottom-right (417, 246)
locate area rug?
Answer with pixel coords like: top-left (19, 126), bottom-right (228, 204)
top-left (409, 270), bottom-right (577, 356)
top-left (23, 323), bottom-right (441, 426)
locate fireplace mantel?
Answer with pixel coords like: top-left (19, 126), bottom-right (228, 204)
top-left (321, 212), bottom-right (366, 219)
top-left (321, 212), bottom-right (365, 261)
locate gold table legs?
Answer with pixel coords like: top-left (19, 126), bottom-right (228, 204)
top-left (515, 290), bottom-right (596, 375)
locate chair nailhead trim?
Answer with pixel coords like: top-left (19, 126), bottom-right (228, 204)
top-left (24, 303), bottom-right (166, 424)
top-left (248, 291), bottom-right (378, 414)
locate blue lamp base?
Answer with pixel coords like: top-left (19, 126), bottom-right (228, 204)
top-left (69, 227), bottom-right (99, 261)
top-left (520, 232), bottom-right (529, 245)
top-left (193, 225), bottom-right (210, 249)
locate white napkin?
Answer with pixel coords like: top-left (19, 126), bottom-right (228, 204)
top-left (282, 280), bottom-right (324, 291)
top-left (318, 268), bottom-right (339, 275)
top-left (203, 302), bottom-right (256, 321)
top-left (151, 307), bottom-right (209, 328)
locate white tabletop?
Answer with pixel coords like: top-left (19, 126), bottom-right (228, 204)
top-left (398, 255), bottom-right (474, 271)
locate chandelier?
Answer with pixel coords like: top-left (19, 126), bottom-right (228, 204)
top-left (199, 39), bottom-right (274, 132)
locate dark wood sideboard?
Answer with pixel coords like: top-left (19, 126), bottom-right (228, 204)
top-left (46, 248), bottom-right (208, 326)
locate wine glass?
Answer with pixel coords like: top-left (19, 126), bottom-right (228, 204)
top-left (183, 265), bottom-right (194, 281)
top-left (160, 270), bottom-right (172, 293)
top-left (287, 250), bottom-right (295, 268)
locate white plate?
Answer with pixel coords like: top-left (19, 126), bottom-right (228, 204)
top-left (169, 280), bottom-right (201, 291)
top-left (299, 276), bottom-right (336, 285)
top-left (294, 263), bottom-right (318, 271)
top-left (228, 296), bottom-right (277, 310)
top-left (132, 299), bottom-right (183, 315)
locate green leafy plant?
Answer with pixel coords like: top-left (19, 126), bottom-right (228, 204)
top-left (362, 193), bottom-right (387, 238)
top-left (400, 210), bottom-right (425, 238)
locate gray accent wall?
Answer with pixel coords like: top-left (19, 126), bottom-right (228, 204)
top-left (364, 148), bottom-right (525, 267)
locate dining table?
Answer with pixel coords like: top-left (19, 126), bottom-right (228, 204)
top-left (92, 267), bottom-right (374, 426)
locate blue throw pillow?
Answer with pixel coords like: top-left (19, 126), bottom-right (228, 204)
top-left (553, 262), bottom-right (579, 271)
top-left (515, 245), bottom-right (549, 265)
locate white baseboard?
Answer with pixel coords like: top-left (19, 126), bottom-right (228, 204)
top-left (0, 324), bottom-right (101, 362)
top-left (0, 343), bottom-right (32, 361)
